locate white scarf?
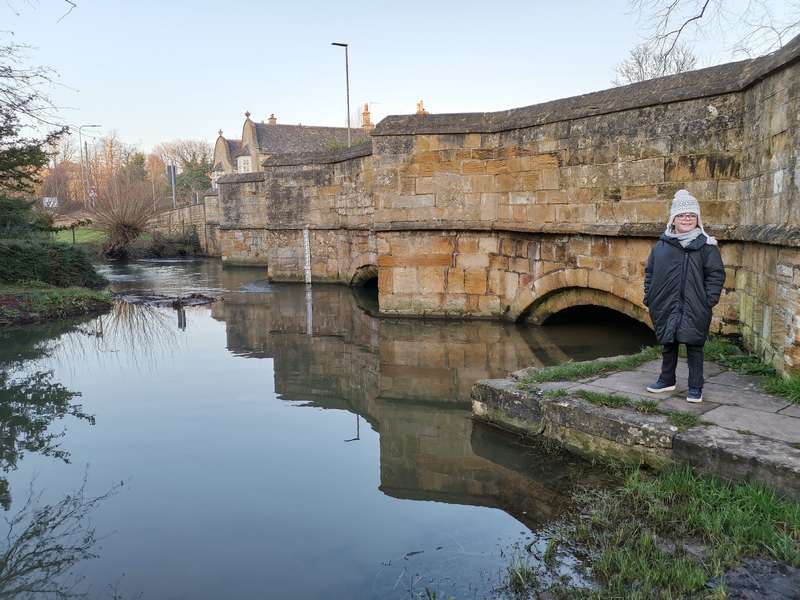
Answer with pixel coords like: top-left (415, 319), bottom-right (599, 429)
top-left (664, 227), bottom-right (703, 248)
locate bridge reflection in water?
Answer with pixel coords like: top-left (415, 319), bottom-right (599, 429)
top-left (209, 283), bottom-right (652, 528)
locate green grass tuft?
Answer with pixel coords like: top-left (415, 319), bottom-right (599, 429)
top-left (662, 410), bottom-right (702, 431)
top-left (542, 388), bottom-right (569, 399)
top-left (764, 374), bottom-right (800, 404)
top-left (635, 399), bottom-right (660, 414)
top-left (505, 555), bottom-right (539, 596)
top-left (521, 346), bottom-right (661, 385)
top-left (575, 389), bottom-right (631, 408)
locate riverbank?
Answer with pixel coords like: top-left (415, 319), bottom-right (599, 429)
top-left (496, 464), bottom-right (800, 599)
top-left (475, 343), bottom-right (800, 598)
top-left (0, 284), bottom-right (112, 325)
top-left (472, 341), bottom-right (800, 500)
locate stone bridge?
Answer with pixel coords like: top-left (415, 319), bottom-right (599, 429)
top-left (153, 36), bottom-right (800, 373)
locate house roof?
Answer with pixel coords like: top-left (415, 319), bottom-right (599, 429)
top-left (252, 122), bottom-right (368, 153)
top-left (226, 139), bottom-right (243, 157)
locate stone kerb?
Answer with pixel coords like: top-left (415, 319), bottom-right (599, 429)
top-left (471, 356), bottom-right (800, 499)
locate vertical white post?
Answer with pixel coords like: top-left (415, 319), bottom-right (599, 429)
top-left (305, 286), bottom-right (313, 337)
top-left (303, 227), bottom-right (312, 284)
top-left (303, 227), bottom-right (313, 336)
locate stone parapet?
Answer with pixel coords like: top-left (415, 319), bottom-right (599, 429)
top-left (373, 35), bottom-right (800, 136)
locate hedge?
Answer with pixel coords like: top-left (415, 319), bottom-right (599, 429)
top-left (0, 239), bottom-right (106, 288)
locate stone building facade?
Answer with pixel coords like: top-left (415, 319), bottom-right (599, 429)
top-left (211, 111), bottom-right (371, 183)
top-left (153, 36), bottom-right (800, 373)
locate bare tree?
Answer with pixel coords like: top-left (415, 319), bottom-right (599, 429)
top-left (613, 42), bottom-right (698, 85)
top-left (632, 0), bottom-right (800, 58)
top-left (151, 139), bottom-right (212, 169)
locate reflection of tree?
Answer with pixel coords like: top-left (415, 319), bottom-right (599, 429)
top-left (0, 474), bottom-right (119, 599)
top-left (0, 370), bottom-right (94, 511)
top-left (50, 300), bottom-right (180, 374)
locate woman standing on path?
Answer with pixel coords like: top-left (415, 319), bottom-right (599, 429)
top-left (643, 189), bottom-right (726, 403)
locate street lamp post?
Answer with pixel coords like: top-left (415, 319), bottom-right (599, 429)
top-left (331, 42), bottom-right (351, 147)
top-left (77, 124), bottom-right (101, 207)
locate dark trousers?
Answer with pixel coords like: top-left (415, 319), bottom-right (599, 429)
top-left (659, 342), bottom-right (704, 389)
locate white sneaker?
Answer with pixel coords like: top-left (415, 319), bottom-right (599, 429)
top-left (646, 381), bottom-right (676, 393)
top-left (686, 387), bottom-right (703, 403)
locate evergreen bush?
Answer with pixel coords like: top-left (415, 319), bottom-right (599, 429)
top-left (0, 239), bottom-right (105, 288)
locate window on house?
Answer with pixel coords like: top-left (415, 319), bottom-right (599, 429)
top-left (237, 157), bottom-right (252, 173)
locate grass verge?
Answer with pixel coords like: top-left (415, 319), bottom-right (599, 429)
top-left (503, 465), bottom-right (800, 599)
top-left (53, 226), bottom-right (108, 246)
top-left (0, 283), bottom-right (112, 325)
top-left (519, 346), bottom-right (661, 386)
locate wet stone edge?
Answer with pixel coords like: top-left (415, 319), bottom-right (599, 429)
top-left (471, 378), bottom-right (800, 501)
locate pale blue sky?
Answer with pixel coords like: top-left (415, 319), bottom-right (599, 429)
top-left (3, 0), bottom-right (787, 150)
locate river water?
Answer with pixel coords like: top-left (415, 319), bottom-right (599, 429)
top-left (0, 259), bottom-right (655, 599)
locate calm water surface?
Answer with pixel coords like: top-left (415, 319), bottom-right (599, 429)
top-left (0, 259), bottom-right (655, 599)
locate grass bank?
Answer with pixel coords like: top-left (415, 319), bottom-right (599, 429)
top-left (501, 465), bottom-right (800, 599)
top-left (0, 283), bottom-right (112, 325)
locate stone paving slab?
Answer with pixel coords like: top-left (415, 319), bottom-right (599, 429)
top-left (705, 370), bottom-right (766, 389)
top-left (701, 406), bottom-right (800, 444)
top-left (590, 370), bottom-right (685, 397)
top-left (780, 405), bottom-right (800, 418)
top-left (700, 383), bottom-right (791, 413)
top-left (568, 382), bottom-right (656, 404)
top-left (656, 395), bottom-right (720, 415)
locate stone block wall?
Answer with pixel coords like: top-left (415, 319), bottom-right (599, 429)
top-left (147, 197), bottom-right (220, 256)
top-left (215, 151), bottom-right (376, 282)
top-left (371, 38), bottom-right (800, 372)
top-left (372, 95), bottom-right (744, 232)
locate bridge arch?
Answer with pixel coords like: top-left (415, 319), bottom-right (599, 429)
top-left (507, 268), bottom-right (652, 328)
top-left (349, 263), bottom-right (378, 287)
top-left (521, 286), bottom-right (652, 327)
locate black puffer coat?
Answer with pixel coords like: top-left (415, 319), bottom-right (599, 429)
top-left (643, 234), bottom-right (725, 345)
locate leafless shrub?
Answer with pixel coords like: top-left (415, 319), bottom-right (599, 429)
top-left (90, 175), bottom-right (151, 257)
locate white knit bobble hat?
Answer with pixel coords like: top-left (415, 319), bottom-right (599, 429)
top-left (667, 189), bottom-right (717, 245)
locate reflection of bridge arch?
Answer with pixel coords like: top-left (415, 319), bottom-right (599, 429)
top-left (507, 267), bottom-right (652, 328)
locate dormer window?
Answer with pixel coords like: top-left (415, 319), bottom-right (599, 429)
top-left (237, 156), bottom-right (252, 173)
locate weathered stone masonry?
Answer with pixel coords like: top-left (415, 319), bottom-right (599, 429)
top-left (371, 37), bottom-right (800, 373)
top-left (216, 143), bottom-right (376, 284)
top-left (153, 36), bottom-right (800, 373)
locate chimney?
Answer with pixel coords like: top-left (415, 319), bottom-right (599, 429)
top-left (267, 114), bottom-right (277, 125)
top-left (361, 103), bottom-right (373, 132)
top-left (416, 100), bottom-right (428, 115)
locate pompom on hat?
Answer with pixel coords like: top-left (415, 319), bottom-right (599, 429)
top-left (666, 189), bottom-right (717, 245)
